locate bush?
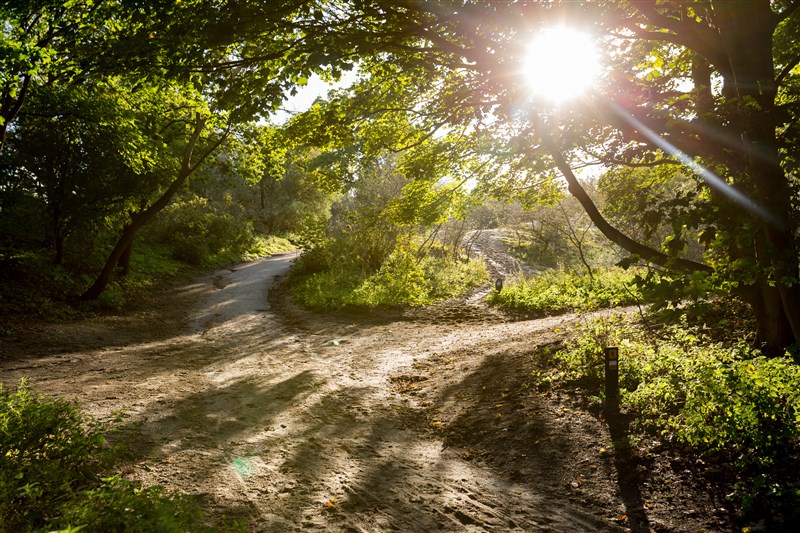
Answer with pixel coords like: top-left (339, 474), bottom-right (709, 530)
top-left (147, 195), bottom-right (257, 266)
top-left (488, 267), bottom-right (642, 316)
top-left (0, 251), bottom-right (87, 320)
top-left (0, 380), bottom-right (113, 531)
top-left (0, 380), bottom-right (242, 533)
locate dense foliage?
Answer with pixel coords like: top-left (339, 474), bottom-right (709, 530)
top-left (489, 268), bottom-right (642, 317)
top-left (293, 245), bottom-right (486, 310)
top-left (280, 0), bottom-right (800, 353)
top-left (3, 1), bottom-right (799, 349)
top-left (289, 153), bottom-right (487, 310)
top-left (543, 314), bottom-right (800, 526)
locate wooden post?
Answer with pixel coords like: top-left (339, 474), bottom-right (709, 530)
top-left (605, 346), bottom-right (619, 413)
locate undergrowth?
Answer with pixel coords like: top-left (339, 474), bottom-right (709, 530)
top-left (488, 268), bottom-right (642, 316)
top-left (540, 312), bottom-right (800, 527)
top-left (291, 245), bottom-right (487, 310)
top-left (0, 379), bottom-right (243, 533)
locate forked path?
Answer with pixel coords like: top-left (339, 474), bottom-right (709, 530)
top-left (1, 253), bottom-right (639, 532)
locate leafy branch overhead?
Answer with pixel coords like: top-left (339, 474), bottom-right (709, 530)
top-left (2, 0), bottom-right (800, 351)
top-left (281, 0), bottom-right (800, 353)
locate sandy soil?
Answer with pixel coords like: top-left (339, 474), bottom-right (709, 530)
top-left (0, 244), bottom-right (735, 532)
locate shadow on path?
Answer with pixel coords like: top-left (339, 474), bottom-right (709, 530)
top-left (606, 408), bottom-right (652, 533)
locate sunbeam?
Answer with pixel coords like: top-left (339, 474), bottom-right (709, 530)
top-left (604, 100), bottom-right (783, 229)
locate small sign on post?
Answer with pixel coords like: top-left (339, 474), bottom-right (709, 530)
top-left (605, 346), bottom-right (619, 413)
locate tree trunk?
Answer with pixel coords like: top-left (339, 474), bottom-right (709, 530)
top-left (538, 124), bottom-right (712, 275)
top-left (54, 234), bottom-right (65, 266)
top-left (0, 75), bottom-right (31, 153)
top-left (737, 281), bottom-right (794, 356)
top-left (81, 114), bottom-right (217, 300)
top-left (714, 0), bottom-right (800, 349)
top-left (117, 237), bottom-right (133, 277)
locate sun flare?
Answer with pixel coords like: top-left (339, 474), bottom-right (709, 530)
top-left (525, 27), bottom-right (601, 104)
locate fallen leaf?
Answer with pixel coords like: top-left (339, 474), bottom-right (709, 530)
top-left (323, 497), bottom-right (337, 508)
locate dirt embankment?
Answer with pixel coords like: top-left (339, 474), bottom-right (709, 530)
top-left (0, 247), bottom-right (734, 532)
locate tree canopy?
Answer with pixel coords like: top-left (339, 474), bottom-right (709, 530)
top-left (2, 0), bottom-right (800, 351)
top-left (282, 0), bottom-right (800, 353)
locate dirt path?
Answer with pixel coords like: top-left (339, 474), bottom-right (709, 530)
top-left (0, 251), bottom-right (731, 532)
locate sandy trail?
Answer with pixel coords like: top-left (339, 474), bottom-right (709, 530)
top-left (3, 246), bottom-right (726, 532)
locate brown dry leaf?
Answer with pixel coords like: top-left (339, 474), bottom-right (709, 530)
top-left (323, 497), bottom-right (337, 508)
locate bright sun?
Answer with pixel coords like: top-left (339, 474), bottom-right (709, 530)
top-left (525, 27), bottom-right (601, 104)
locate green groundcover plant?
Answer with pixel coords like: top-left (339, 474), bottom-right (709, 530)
top-left (488, 268), bottom-right (642, 316)
top-left (292, 245), bottom-right (487, 310)
top-left (547, 315), bottom-right (800, 524)
top-left (0, 379), bottom-right (243, 533)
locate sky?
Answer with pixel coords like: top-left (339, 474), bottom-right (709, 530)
top-left (271, 71), bottom-right (359, 124)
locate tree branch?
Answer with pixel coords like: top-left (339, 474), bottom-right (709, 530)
top-left (776, 51), bottom-right (800, 86)
top-left (534, 115), bottom-right (712, 274)
top-left (776, 0), bottom-right (800, 23)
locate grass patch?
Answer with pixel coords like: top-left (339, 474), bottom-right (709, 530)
top-left (0, 379), bottom-right (243, 533)
top-left (292, 247), bottom-right (487, 310)
top-left (242, 234), bottom-right (296, 260)
top-left (488, 267), bottom-right (642, 316)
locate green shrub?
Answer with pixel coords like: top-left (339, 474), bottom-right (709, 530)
top-left (147, 196), bottom-right (257, 266)
top-left (422, 253), bottom-right (488, 299)
top-left (1, 379), bottom-right (114, 531)
top-left (351, 247), bottom-right (429, 307)
top-left (489, 267), bottom-right (642, 316)
top-left (292, 246), bottom-right (487, 310)
top-left (292, 266), bottom-right (362, 310)
top-left (0, 380), bottom-right (242, 533)
top-left (244, 234), bottom-right (296, 259)
top-left (0, 251), bottom-right (86, 320)
top-left (52, 475), bottom-right (219, 533)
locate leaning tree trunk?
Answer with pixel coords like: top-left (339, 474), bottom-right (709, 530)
top-left (0, 75), bottom-right (31, 153)
top-left (740, 281), bottom-right (795, 356)
top-left (81, 114), bottom-right (216, 300)
top-left (116, 235), bottom-right (133, 277)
